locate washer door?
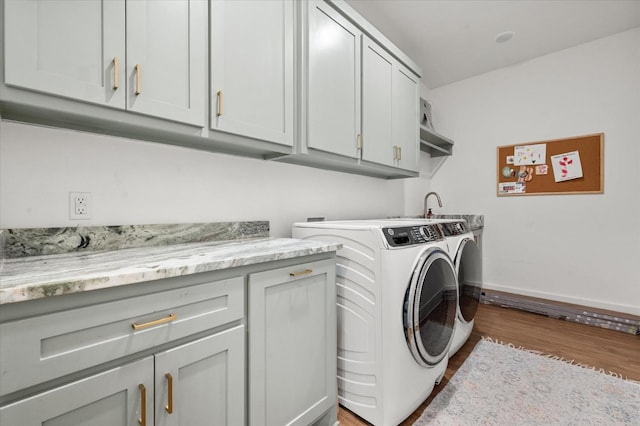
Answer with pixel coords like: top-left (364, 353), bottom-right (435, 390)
top-left (455, 238), bottom-right (483, 324)
top-left (404, 247), bottom-right (458, 367)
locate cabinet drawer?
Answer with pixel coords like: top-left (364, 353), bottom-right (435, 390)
top-left (0, 275), bottom-right (244, 397)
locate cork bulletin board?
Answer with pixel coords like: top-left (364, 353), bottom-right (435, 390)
top-left (496, 133), bottom-right (604, 196)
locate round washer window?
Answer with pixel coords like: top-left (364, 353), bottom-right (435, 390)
top-left (404, 248), bottom-right (458, 367)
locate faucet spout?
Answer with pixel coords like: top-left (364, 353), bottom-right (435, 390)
top-left (424, 192), bottom-right (443, 218)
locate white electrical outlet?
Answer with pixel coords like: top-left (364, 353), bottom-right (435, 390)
top-left (69, 192), bottom-right (92, 220)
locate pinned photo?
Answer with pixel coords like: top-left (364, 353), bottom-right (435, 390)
top-left (517, 166), bottom-right (534, 182)
top-left (535, 165), bottom-right (548, 175)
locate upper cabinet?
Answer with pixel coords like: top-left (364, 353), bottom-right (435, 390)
top-left (393, 66), bottom-right (420, 171)
top-left (361, 35), bottom-right (394, 167)
top-left (210, 0), bottom-right (294, 147)
top-left (1, 0), bottom-right (423, 178)
top-left (361, 35), bottom-right (420, 172)
top-left (126, 0), bottom-right (206, 126)
top-left (3, 0), bottom-right (206, 126)
top-left (307, 2), bottom-right (361, 159)
top-left (280, 0), bottom-right (422, 178)
top-left (4, 0), bottom-right (126, 109)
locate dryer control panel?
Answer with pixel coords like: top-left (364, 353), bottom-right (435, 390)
top-left (382, 225), bottom-right (444, 247)
top-left (440, 221), bottom-right (467, 236)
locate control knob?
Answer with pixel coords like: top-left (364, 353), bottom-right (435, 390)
top-left (419, 226), bottom-right (431, 241)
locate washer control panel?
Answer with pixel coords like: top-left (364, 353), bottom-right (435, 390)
top-left (383, 225), bottom-right (444, 247)
top-left (440, 221), bottom-right (467, 236)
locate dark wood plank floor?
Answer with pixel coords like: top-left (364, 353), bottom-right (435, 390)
top-left (338, 303), bottom-right (640, 425)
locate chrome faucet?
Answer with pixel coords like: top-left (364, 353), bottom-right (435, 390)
top-left (424, 192), bottom-right (442, 218)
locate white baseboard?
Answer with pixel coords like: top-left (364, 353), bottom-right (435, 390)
top-left (482, 282), bottom-right (640, 316)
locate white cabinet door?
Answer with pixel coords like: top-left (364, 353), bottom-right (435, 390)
top-left (126, 0), bottom-right (206, 126)
top-left (361, 35), bottom-right (394, 167)
top-left (4, 0), bottom-right (205, 126)
top-left (210, 0), bottom-right (294, 146)
top-left (4, 0), bottom-right (126, 108)
top-left (307, 1), bottom-right (361, 158)
top-left (248, 259), bottom-right (337, 426)
top-left (153, 326), bottom-right (245, 426)
top-left (393, 66), bottom-right (420, 172)
top-left (0, 357), bottom-right (154, 426)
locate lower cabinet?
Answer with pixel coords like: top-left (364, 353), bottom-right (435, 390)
top-left (0, 357), bottom-right (154, 426)
top-left (0, 326), bottom-right (245, 426)
top-left (154, 326), bottom-right (245, 426)
top-left (0, 254), bottom-right (337, 425)
top-left (248, 259), bottom-right (337, 426)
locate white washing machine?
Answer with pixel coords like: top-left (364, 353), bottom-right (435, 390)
top-left (385, 218), bottom-right (483, 356)
top-left (292, 220), bottom-right (458, 426)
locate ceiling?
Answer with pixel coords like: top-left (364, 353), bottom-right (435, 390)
top-left (344, 0), bottom-right (640, 88)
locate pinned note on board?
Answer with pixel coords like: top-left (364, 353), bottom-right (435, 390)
top-left (551, 151), bottom-right (583, 182)
top-left (514, 144), bottom-right (546, 165)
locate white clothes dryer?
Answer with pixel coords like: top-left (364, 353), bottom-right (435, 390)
top-left (292, 220), bottom-right (458, 426)
top-left (439, 221), bottom-right (483, 357)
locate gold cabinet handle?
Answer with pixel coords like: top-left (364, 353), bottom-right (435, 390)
top-left (165, 373), bottom-right (173, 414)
top-left (392, 146), bottom-right (402, 161)
top-left (113, 57), bottom-right (119, 90)
top-left (289, 269), bottom-right (313, 277)
top-left (135, 64), bottom-right (141, 95)
top-left (131, 313), bottom-right (177, 330)
top-left (216, 90), bottom-right (223, 116)
top-left (357, 133), bottom-right (363, 150)
top-left (138, 384), bottom-right (146, 426)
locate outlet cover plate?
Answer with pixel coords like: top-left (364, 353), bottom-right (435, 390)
top-left (69, 192), bottom-right (92, 220)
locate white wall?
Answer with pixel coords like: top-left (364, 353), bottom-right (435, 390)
top-left (0, 121), bottom-right (405, 237)
top-left (409, 28), bottom-right (640, 315)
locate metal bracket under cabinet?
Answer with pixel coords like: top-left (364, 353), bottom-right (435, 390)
top-left (420, 125), bottom-right (454, 157)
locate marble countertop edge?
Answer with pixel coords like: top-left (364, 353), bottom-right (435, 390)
top-left (0, 238), bottom-right (341, 305)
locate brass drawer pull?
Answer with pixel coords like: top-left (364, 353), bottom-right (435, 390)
top-left (131, 313), bottom-right (177, 330)
top-left (138, 384), bottom-right (146, 426)
top-left (165, 373), bottom-right (173, 414)
top-left (135, 64), bottom-right (141, 95)
top-left (216, 90), bottom-right (223, 116)
top-left (289, 269), bottom-right (313, 277)
top-left (113, 57), bottom-right (119, 90)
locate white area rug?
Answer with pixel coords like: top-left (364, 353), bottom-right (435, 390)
top-left (415, 338), bottom-right (640, 425)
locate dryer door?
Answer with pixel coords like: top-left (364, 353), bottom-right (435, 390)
top-left (455, 238), bottom-right (482, 324)
top-left (404, 247), bottom-right (458, 367)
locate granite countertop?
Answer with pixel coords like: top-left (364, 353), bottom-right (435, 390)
top-left (0, 238), bottom-right (341, 305)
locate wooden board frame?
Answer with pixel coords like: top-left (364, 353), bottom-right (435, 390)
top-left (496, 133), bottom-right (604, 196)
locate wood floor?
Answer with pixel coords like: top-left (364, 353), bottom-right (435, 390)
top-left (338, 303), bottom-right (640, 425)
